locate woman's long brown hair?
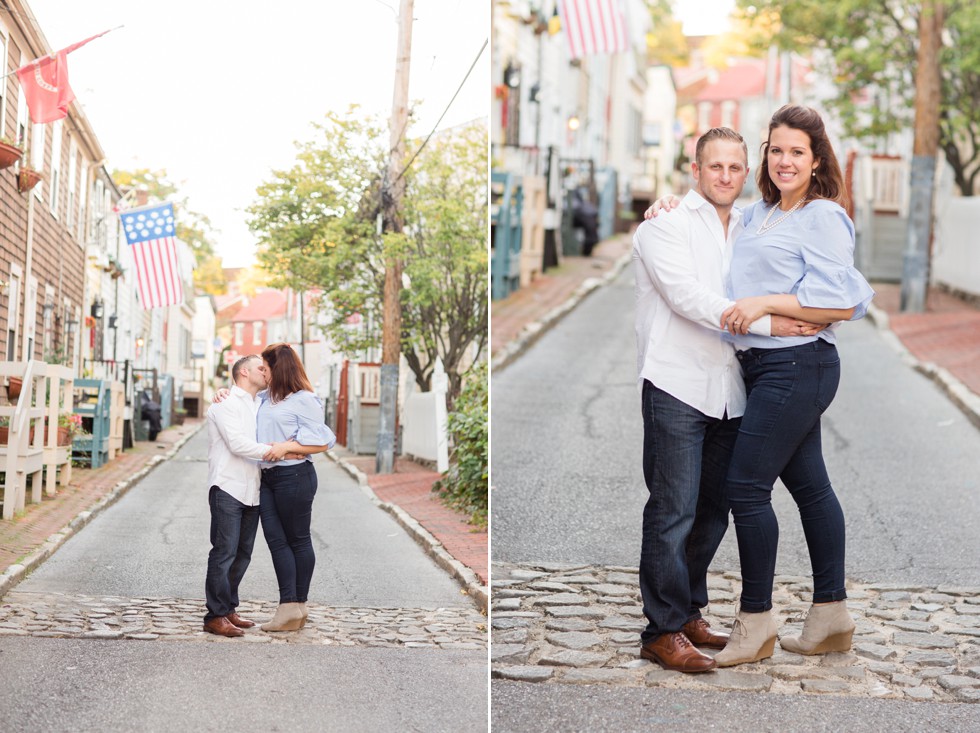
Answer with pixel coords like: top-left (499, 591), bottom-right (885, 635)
top-left (757, 104), bottom-right (849, 210)
top-left (261, 343), bottom-right (313, 403)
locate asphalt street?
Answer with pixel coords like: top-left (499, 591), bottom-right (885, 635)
top-left (491, 267), bottom-right (980, 585)
top-left (1, 429), bottom-right (487, 731)
top-left (18, 429), bottom-right (465, 607)
top-left (490, 266), bottom-right (980, 730)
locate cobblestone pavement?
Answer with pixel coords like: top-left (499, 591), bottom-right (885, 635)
top-left (491, 563), bottom-right (980, 703)
top-left (0, 591), bottom-right (487, 649)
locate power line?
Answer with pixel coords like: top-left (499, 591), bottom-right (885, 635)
top-left (393, 37), bottom-right (487, 184)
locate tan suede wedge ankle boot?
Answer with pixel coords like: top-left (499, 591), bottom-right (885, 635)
top-left (779, 601), bottom-right (855, 655)
top-left (261, 602), bottom-right (305, 632)
top-left (714, 609), bottom-right (777, 667)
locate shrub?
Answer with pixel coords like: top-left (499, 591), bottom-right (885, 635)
top-left (433, 361), bottom-right (488, 527)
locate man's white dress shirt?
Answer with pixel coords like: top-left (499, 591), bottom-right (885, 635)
top-left (206, 385), bottom-right (271, 506)
top-left (632, 190), bottom-right (770, 419)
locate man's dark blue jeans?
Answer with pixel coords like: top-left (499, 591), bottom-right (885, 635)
top-left (260, 461), bottom-right (318, 604)
top-left (204, 486), bottom-right (260, 623)
top-left (728, 340), bottom-right (847, 612)
top-left (639, 381), bottom-right (739, 644)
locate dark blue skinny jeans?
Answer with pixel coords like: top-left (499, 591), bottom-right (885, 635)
top-left (260, 461), bottom-right (318, 604)
top-left (204, 486), bottom-right (260, 623)
top-left (728, 340), bottom-right (848, 612)
top-left (639, 381), bottom-right (740, 643)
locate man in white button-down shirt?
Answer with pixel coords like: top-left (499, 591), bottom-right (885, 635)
top-left (631, 128), bottom-right (821, 672)
top-left (203, 354), bottom-right (294, 638)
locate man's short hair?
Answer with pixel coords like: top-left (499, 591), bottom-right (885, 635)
top-left (231, 354), bottom-right (259, 383)
top-left (695, 127), bottom-right (748, 168)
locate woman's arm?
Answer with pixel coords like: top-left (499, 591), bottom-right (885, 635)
top-left (722, 295), bottom-right (853, 335)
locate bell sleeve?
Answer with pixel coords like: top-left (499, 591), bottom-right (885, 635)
top-left (797, 203), bottom-right (875, 320)
top-left (292, 391), bottom-right (337, 448)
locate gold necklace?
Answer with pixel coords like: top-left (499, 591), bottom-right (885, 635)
top-left (756, 198), bottom-right (804, 235)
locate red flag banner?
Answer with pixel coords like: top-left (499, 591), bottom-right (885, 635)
top-left (15, 30), bottom-right (112, 124)
top-left (120, 203), bottom-right (185, 309)
top-left (557, 0), bottom-right (629, 59)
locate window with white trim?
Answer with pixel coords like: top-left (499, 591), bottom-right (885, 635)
top-left (720, 101), bottom-right (736, 130)
top-left (16, 54), bottom-right (28, 149)
top-left (31, 121), bottom-right (44, 199)
top-left (43, 285), bottom-right (55, 358)
top-left (5, 265), bottom-right (22, 361)
top-left (49, 121), bottom-right (62, 216)
top-left (67, 137), bottom-right (77, 231)
top-left (91, 177), bottom-right (105, 242)
top-left (76, 162), bottom-right (88, 241)
top-left (252, 321), bottom-right (262, 345)
top-left (24, 277), bottom-right (38, 359)
top-left (697, 102), bottom-right (711, 133)
top-left (234, 323), bottom-right (244, 346)
top-left (0, 26), bottom-right (8, 140)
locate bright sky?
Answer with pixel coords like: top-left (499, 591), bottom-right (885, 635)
top-left (27, 0), bottom-right (489, 267)
top-left (674, 0), bottom-right (735, 36)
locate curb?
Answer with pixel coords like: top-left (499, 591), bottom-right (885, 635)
top-left (0, 423), bottom-right (206, 600)
top-left (491, 247), bottom-right (633, 374)
top-left (328, 452), bottom-right (488, 613)
top-left (866, 303), bottom-right (980, 431)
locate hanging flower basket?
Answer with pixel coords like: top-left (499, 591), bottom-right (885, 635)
top-left (18, 167), bottom-right (42, 194)
top-left (0, 140), bottom-right (23, 170)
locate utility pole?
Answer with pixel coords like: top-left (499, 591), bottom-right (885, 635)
top-left (376, 0), bottom-right (414, 474)
top-left (901, 0), bottom-right (943, 313)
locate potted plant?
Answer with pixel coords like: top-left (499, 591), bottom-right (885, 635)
top-left (18, 166), bottom-right (43, 193)
top-left (6, 376), bottom-right (23, 401)
top-left (0, 136), bottom-right (23, 170)
top-left (52, 412), bottom-right (84, 446)
top-left (0, 416), bottom-right (36, 445)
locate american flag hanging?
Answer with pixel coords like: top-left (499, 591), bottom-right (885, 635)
top-left (120, 203), bottom-right (184, 309)
top-left (557, 0), bottom-right (629, 59)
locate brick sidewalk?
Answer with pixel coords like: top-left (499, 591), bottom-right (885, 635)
top-left (869, 282), bottom-right (980, 397)
top-left (0, 419), bottom-right (203, 576)
top-left (342, 454), bottom-right (488, 586)
top-left (491, 233), bottom-right (633, 358)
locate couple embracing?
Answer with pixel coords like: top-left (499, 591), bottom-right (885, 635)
top-left (633, 105), bottom-right (875, 671)
top-left (203, 343), bottom-right (336, 637)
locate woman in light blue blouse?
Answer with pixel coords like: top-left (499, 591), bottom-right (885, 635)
top-left (256, 343), bottom-right (337, 632)
top-left (712, 105), bottom-right (875, 667)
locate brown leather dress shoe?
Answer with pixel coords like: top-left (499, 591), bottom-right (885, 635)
top-left (226, 612), bottom-right (255, 629)
top-left (203, 616), bottom-right (244, 638)
top-left (640, 632), bottom-right (716, 673)
top-left (682, 618), bottom-right (729, 649)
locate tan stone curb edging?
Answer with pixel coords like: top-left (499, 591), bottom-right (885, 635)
top-left (0, 424), bottom-right (205, 601)
top-left (490, 247), bottom-right (633, 374)
top-left (329, 452), bottom-right (488, 613)
top-left (866, 303), bottom-right (980, 431)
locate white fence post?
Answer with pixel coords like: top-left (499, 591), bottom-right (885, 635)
top-left (433, 359), bottom-right (449, 474)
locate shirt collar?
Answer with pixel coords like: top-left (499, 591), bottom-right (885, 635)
top-left (230, 384), bottom-right (258, 402)
top-left (682, 189), bottom-right (743, 228)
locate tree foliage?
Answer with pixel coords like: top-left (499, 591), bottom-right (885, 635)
top-left (432, 361), bottom-right (488, 527)
top-left (736, 0), bottom-right (980, 195)
top-left (646, 0), bottom-right (688, 66)
top-left (247, 108), bottom-right (488, 405)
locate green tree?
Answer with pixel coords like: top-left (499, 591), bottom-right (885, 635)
top-left (736, 0), bottom-right (980, 195)
top-left (247, 108), bottom-right (488, 406)
top-left (647, 0), bottom-right (688, 66)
